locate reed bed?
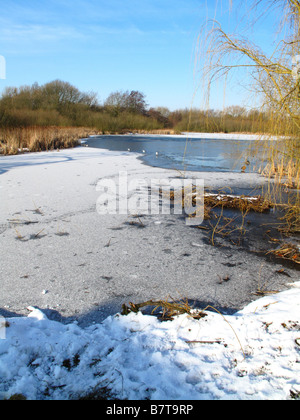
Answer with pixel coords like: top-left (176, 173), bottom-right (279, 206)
top-left (259, 160), bottom-right (300, 191)
top-left (126, 129), bottom-right (179, 135)
top-left (0, 126), bottom-right (96, 155)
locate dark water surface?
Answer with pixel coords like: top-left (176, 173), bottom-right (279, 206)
top-left (86, 135), bottom-right (266, 173)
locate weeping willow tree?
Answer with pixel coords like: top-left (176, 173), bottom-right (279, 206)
top-left (199, 0), bottom-right (300, 233)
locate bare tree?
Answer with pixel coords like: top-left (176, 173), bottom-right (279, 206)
top-left (42, 80), bottom-right (98, 110)
top-left (104, 90), bottom-right (148, 115)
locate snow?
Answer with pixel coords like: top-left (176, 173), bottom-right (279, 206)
top-left (132, 132), bottom-right (280, 141)
top-left (0, 283), bottom-right (299, 400)
top-left (181, 132), bottom-right (280, 141)
top-left (204, 193), bottom-right (261, 202)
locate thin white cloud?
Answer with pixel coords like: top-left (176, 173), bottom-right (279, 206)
top-left (0, 0), bottom-right (204, 44)
top-left (2, 25), bottom-right (84, 43)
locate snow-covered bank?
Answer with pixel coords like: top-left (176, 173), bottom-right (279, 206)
top-left (0, 283), bottom-right (299, 400)
top-left (130, 132), bottom-right (278, 141)
top-left (182, 132), bottom-right (277, 141)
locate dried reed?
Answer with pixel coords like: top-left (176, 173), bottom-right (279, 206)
top-left (268, 243), bottom-right (300, 264)
top-left (121, 297), bottom-right (207, 321)
top-left (0, 126), bottom-right (96, 155)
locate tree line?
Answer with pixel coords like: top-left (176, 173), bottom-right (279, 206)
top-left (0, 79), bottom-right (271, 133)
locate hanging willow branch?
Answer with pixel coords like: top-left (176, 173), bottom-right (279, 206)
top-left (197, 0), bottom-right (300, 232)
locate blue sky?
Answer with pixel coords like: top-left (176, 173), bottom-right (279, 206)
top-left (0, 0), bottom-right (282, 110)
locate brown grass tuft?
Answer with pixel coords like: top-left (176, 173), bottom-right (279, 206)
top-left (268, 243), bottom-right (300, 264)
top-left (121, 297), bottom-right (207, 321)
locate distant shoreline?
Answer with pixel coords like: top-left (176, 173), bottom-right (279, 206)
top-left (97, 131), bottom-right (272, 141)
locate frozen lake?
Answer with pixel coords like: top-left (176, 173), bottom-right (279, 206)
top-left (85, 134), bottom-right (267, 173)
